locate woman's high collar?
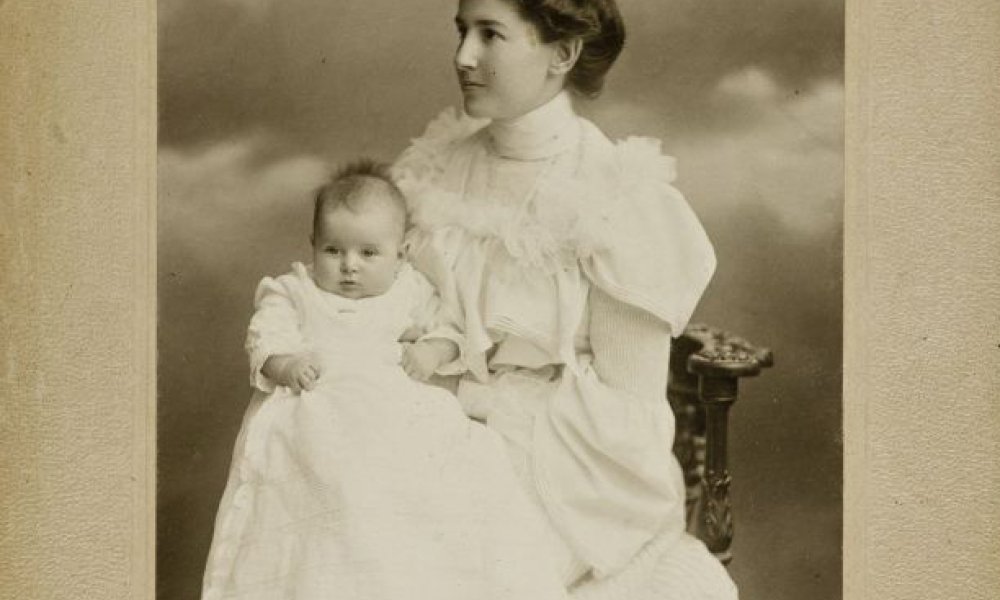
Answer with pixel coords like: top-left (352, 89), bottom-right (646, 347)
top-left (486, 91), bottom-right (579, 161)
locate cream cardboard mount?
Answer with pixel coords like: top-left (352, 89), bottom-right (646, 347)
top-left (0, 0), bottom-right (998, 598)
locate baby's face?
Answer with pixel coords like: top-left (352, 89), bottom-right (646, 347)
top-left (312, 202), bottom-right (404, 299)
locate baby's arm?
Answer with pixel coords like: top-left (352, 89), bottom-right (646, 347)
top-left (261, 354), bottom-right (321, 393)
top-left (246, 274), bottom-right (323, 393)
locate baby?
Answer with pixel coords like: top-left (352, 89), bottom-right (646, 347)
top-left (259, 159), bottom-right (458, 393)
top-left (201, 160), bottom-right (566, 600)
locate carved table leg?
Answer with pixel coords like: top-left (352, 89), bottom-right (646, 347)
top-left (673, 323), bottom-right (773, 565)
top-left (668, 385), bottom-right (703, 527)
top-left (698, 375), bottom-right (738, 565)
top-left (668, 335), bottom-right (706, 530)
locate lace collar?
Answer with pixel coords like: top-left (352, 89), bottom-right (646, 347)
top-left (486, 91), bottom-right (580, 161)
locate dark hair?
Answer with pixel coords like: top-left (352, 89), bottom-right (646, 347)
top-left (311, 158), bottom-right (407, 240)
top-left (514, 0), bottom-right (626, 98)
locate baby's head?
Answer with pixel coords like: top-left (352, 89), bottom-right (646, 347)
top-left (310, 159), bottom-right (407, 299)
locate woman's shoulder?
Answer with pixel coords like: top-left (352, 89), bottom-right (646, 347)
top-left (559, 119), bottom-right (690, 252)
top-left (573, 121), bottom-right (716, 334)
top-left (416, 106), bottom-right (488, 147)
top-left (392, 107), bottom-right (488, 180)
top-left (577, 118), bottom-right (679, 192)
top-left (574, 120), bottom-right (703, 254)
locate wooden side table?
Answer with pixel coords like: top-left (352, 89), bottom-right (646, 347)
top-left (668, 324), bottom-right (774, 564)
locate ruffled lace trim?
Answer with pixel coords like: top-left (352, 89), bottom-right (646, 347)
top-left (393, 107), bottom-right (486, 189)
top-left (394, 108), bottom-right (684, 270)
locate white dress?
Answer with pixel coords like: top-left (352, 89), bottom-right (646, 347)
top-left (395, 92), bottom-right (738, 599)
top-left (202, 262), bottom-right (567, 600)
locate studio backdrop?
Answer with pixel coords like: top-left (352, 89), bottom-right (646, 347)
top-left (157, 1), bottom-right (844, 599)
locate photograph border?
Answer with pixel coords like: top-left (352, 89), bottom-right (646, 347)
top-left (2, 0), bottom-right (999, 598)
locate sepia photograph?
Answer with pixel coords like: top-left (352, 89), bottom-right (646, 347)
top-left (7, 1), bottom-right (1000, 599)
top-left (157, 1), bottom-right (844, 599)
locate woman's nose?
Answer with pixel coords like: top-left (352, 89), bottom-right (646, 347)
top-left (454, 34), bottom-right (477, 71)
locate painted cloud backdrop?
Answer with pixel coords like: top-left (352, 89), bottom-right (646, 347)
top-left (158, 2), bottom-right (844, 599)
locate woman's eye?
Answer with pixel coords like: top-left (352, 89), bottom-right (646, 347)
top-left (483, 28), bottom-right (502, 41)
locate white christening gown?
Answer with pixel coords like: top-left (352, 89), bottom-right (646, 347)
top-left (202, 262), bottom-right (567, 600)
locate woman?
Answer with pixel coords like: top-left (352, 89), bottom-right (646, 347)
top-left (394, 0), bottom-right (738, 598)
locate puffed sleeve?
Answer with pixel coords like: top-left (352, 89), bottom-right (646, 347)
top-left (244, 274), bottom-right (306, 392)
top-left (403, 266), bottom-right (468, 376)
top-left (579, 135), bottom-right (716, 337)
top-left (528, 131), bottom-right (709, 576)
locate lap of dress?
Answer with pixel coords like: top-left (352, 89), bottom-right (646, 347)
top-left (202, 367), bottom-right (566, 600)
top-left (474, 370), bottom-right (739, 600)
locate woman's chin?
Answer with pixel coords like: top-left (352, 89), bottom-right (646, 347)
top-left (460, 96), bottom-right (495, 119)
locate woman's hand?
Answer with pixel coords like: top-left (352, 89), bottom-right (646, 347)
top-left (262, 353), bottom-right (323, 393)
top-left (402, 339), bottom-right (458, 381)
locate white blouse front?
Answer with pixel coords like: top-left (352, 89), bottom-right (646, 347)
top-left (395, 92), bottom-right (718, 578)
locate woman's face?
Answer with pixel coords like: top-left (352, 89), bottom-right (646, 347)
top-left (454, 0), bottom-right (564, 120)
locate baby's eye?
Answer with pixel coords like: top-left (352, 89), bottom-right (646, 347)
top-left (325, 247), bottom-right (341, 255)
top-left (362, 248), bottom-right (379, 258)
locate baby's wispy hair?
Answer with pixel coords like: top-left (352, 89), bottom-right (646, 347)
top-left (312, 158), bottom-right (407, 238)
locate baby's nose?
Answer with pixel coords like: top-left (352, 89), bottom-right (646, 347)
top-left (340, 254), bottom-right (359, 272)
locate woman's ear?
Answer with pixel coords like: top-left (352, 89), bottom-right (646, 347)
top-left (549, 37), bottom-right (583, 76)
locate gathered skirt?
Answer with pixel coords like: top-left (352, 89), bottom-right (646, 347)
top-left (202, 366), bottom-right (567, 600)
top-left (463, 367), bottom-right (739, 600)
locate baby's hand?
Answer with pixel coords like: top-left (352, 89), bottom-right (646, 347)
top-left (402, 339), bottom-right (458, 382)
top-left (263, 353), bottom-right (323, 393)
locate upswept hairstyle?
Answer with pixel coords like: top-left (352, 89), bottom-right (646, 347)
top-left (311, 158), bottom-right (407, 239)
top-left (514, 0), bottom-right (626, 98)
